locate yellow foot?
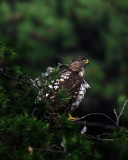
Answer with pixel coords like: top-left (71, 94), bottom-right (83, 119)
top-left (68, 113), bottom-right (78, 120)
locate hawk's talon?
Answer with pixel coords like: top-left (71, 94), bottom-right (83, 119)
top-left (68, 113), bottom-right (78, 120)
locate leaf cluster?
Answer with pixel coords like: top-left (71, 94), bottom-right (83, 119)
top-left (0, 46), bottom-right (100, 160)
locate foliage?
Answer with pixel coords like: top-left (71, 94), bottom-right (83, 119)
top-left (0, 44), bottom-right (100, 160)
top-left (0, 0), bottom-right (128, 159)
top-left (0, 44), bottom-right (128, 160)
top-left (0, 0), bottom-right (127, 109)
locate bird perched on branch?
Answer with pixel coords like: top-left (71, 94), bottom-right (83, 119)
top-left (32, 57), bottom-right (90, 119)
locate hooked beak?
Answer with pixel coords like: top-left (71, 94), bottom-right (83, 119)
top-left (84, 59), bottom-right (89, 64)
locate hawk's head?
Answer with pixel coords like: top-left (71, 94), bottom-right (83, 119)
top-left (69, 57), bottom-right (89, 72)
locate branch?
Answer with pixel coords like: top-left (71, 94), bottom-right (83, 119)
top-left (0, 67), bottom-right (30, 85)
top-left (25, 144), bottom-right (67, 155)
top-left (75, 120), bottom-right (117, 131)
top-left (0, 67), bottom-right (39, 94)
top-left (75, 113), bottom-right (116, 125)
top-left (114, 99), bottom-right (128, 126)
top-left (73, 107), bottom-right (128, 142)
top-left (33, 147), bottom-right (67, 154)
top-left (87, 134), bottom-right (114, 142)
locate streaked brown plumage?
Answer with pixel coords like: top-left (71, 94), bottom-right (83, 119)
top-left (35, 57), bottom-right (90, 113)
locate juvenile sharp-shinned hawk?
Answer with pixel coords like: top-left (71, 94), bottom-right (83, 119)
top-left (32, 57), bottom-right (90, 117)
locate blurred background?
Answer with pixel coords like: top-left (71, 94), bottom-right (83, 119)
top-left (0, 0), bottom-right (128, 159)
top-left (0, 0), bottom-right (128, 117)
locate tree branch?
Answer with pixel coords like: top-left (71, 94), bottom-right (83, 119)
top-left (75, 120), bottom-right (117, 131)
top-left (114, 99), bottom-right (128, 126)
top-left (87, 134), bottom-right (114, 142)
top-left (34, 147), bottom-right (67, 154)
top-left (75, 112), bottom-right (116, 125)
top-left (0, 67), bottom-right (39, 94)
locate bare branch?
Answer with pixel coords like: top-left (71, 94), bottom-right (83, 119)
top-left (113, 109), bottom-right (119, 125)
top-left (118, 99), bottom-right (128, 121)
top-left (34, 147), bottom-right (67, 154)
top-left (114, 99), bottom-right (128, 126)
top-left (75, 121), bottom-right (117, 131)
top-left (74, 113), bottom-right (116, 125)
top-left (87, 135), bottom-right (114, 142)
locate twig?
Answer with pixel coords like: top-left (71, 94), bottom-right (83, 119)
top-left (24, 144), bottom-right (67, 154)
top-left (0, 67), bottom-right (30, 85)
top-left (75, 113), bottom-right (116, 125)
top-left (0, 67), bottom-right (39, 94)
top-left (75, 121), bottom-right (117, 131)
top-left (114, 99), bottom-right (128, 126)
top-left (113, 109), bottom-right (118, 125)
top-left (118, 99), bottom-right (128, 121)
top-left (98, 138), bottom-right (114, 142)
top-left (87, 134), bottom-right (114, 142)
top-left (34, 147), bottom-right (67, 154)
top-left (88, 133), bottom-right (115, 142)
top-left (31, 108), bottom-right (39, 118)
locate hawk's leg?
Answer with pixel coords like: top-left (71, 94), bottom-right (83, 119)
top-left (68, 113), bottom-right (78, 120)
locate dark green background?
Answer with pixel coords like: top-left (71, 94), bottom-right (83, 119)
top-left (0, 0), bottom-right (128, 159)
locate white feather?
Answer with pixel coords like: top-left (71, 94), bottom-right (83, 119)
top-left (54, 85), bottom-right (59, 90)
top-left (46, 93), bottom-right (49, 97)
top-left (48, 85), bottom-right (53, 89)
top-left (71, 80), bottom-right (90, 110)
top-left (60, 78), bottom-right (64, 82)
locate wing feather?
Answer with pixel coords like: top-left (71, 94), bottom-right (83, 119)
top-left (71, 80), bottom-right (90, 110)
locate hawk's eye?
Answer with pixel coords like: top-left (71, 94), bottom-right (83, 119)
top-left (80, 59), bottom-right (85, 62)
top-left (80, 59), bottom-right (84, 62)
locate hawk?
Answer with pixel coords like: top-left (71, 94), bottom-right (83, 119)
top-left (32, 57), bottom-right (90, 118)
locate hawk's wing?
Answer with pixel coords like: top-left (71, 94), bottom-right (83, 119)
top-left (31, 65), bottom-right (90, 113)
top-left (71, 80), bottom-right (90, 111)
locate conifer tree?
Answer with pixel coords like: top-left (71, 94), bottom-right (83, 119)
top-left (1, 43), bottom-right (128, 160)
